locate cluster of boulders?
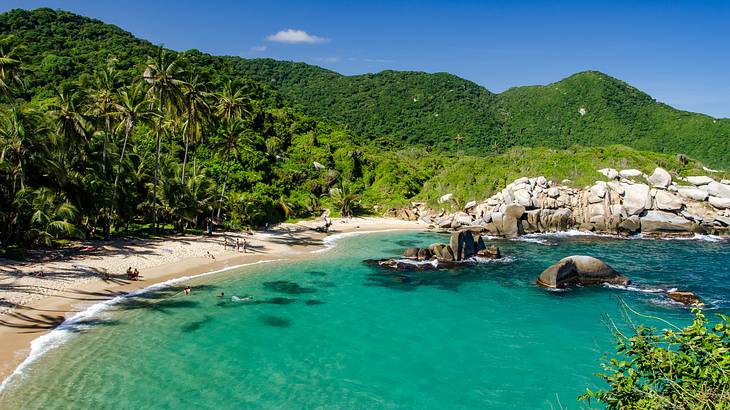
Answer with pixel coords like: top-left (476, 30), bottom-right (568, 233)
top-left (374, 230), bottom-right (501, 271)
top-left (403, 230), bottom-right (501, 263)
top-left (391, 168), bottom-right (730, 238)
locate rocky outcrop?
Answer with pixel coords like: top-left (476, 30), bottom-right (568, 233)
top-left (537, 255), bottom-right (630, 288)
top-left (667, 290), bottom-right (704, 306)
top-left (388, 167), bottom-right (730, 238)
top-left (374, 230), bottom-right (503, 271)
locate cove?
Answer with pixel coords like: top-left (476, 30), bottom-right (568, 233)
top-left (0, 231), bottom-right (728, 409)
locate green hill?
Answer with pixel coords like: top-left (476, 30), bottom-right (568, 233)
top-left (1, 8), bottom-right (728, 166)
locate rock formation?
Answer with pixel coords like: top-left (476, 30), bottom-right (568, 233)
top-left (666, 289), bottom-right (705, 306)
top-left (537, 256), bottom-right (630, 288)
top-left (388, 167), bottom-right (730, 237)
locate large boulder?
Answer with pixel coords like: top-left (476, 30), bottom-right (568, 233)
top-left (640, 211), bottom-right (694, 233)
top-left (450, 212), bottom-right (474, 229)
top-left (677, 187), bottom-right (709, 201)
top-left (502, 204), bottom-right (525, 238)
top-left (618, 215), bottom-right (641, 234)
top-left (537, 255), bottom-right (630, 288)
top-left (709, 196), bottom-right (730, 209)
top-left (623, 184), bottom-right (652, 215)
top-left (685, 176), bottom-right (714, 186)
top-left (449, 230), bottom-right (476, 261)
top-left (619, 169), bottom-right (643, 178)
top-left (653, 190), bottom-right (683, 211)
top-left (648, 167), bottom-right (672, 188)
top-left (598, 168), bottom-right (619, 179)
top-left (707, 182), bottom-right (730, 199)
top-left (513, 188), bottom-right (532, 207)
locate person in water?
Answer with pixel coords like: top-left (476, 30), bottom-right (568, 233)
top-left (184, 286), bottom-right (191, 295)
top-left (218, 292), bottom-right (225, 298)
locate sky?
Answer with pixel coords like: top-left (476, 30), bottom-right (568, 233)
top-left (2, 0), bottom-right (729, 118)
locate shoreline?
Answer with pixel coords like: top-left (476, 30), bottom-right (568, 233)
top-left (0, 217), bottom-right (425, 388)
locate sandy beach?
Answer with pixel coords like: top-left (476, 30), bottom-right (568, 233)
top-left (0, 217), bottom-right (425, 384)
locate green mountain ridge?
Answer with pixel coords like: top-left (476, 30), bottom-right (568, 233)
top-left (1, 8), bottom-right (728, 166)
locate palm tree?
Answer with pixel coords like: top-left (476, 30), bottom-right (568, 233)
top-left (181, 74), bottom-right (209, 183)
top-left (328, 181), bottom-right (360, 217)
top-left (86, 65), bottom-right (121, 177)
top-left (143, 47), bottom-right (186, 230)
top-left (110, 82), bottom-right (159, 224)
top-left (0, 104), bottom-right (52, 192)
top-left (51, 85), bottom-right (89, 150)
top-left (23, 187), bottom-right (83, 247)
top-left (211, 118), bottom-right (255, 219)
top-left (214, 81), bottom-right (251, 125)
top-left (0, 35), bottom-right (25, 98)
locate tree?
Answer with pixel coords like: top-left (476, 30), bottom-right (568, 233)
top-left (143, 47), bottom-right (186, 230)
top-left (328, 180), bottom-right (360, 217)
top-left (86, 64), bottom-right (121, 177)
top-left (0, 35), bottom-right (25, 98)
top-left (580, 304), bottom-right (730, 409)
top-left (180, 74), bottom-right (209, 183)
top-left (0, 104), bottom-right (51, 192)
top-left (21, 187), bottom-right (84, 247)
top-left (211, 118), bottom-right (255, 219)
top-left (110, 82), bottom-right (159, 225)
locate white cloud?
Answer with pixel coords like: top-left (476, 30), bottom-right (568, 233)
top-left (363, 58), bottom-right (394, 63)
top-left (314, 57), bottom-right (340, 63)
top-left (266, 29), bottom-right (330, 44)
top-left (251, 45), bottom-right (267, 52)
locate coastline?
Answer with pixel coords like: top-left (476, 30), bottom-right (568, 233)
top-left (0, 217), bottom-right (425, 387)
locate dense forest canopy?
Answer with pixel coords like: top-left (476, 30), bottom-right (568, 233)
top-left (1, 8), bottom-right (729, 167)
top-left (0, 7), bottom-right (726, 251)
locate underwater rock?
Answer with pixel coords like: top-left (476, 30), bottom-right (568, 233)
top-left (537, 255), bottom-right (630, 288)
top-left (263, 280), bottom-right (316, 294)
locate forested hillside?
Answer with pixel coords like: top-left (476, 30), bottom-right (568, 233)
top-left (0, 8), bottom-right (726, 251)
top-left (2, 8), bottom-right (728, 166)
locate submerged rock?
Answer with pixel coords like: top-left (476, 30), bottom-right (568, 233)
top-left (537, 255), bottom-right (630, 288)
top-left (666, 290), bottom-right (704, 306)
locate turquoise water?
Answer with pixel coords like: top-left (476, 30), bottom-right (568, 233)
top-left (1, 231), bottom-right (729, 409)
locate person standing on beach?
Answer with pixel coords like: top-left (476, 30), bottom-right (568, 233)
top-left (243, 238), bottom-right (248, 253)
top-left (223, 235), bottom-right (228, 250)
top-left (236, 238), bottom-right (240, 252)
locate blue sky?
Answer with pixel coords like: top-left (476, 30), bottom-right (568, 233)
top-left (2, 0), bottom-right (729, 118)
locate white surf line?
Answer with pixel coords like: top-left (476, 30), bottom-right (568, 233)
top-left (311, 228), bottom-right (422, 254)
top-left (0, 259), bottom-right (280, 393)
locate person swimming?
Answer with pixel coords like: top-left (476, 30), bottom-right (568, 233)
top-left (217, 292), bottom-right (225, 298)
top-left (231, 295), bottom-right (253, 302)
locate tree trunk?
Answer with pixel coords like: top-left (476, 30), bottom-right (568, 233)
top-left (181, 117), bottom-right (191, 184)
top-left (153, 122), bottom-right (162, 232)
top-left (109, 121), bottom-right (133, 238)
top-left (216, 145), bottom-right (232, 219)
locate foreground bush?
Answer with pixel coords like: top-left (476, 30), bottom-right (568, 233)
top-left (580, 306), bottom-right (730, 409)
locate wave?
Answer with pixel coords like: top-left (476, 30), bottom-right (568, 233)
top-left (471, 255), bottom-right (516, 264)
top-left (310, 229), bottom-right (406, 254)
top-left (0, 259), bottom-right (279, 394)
top-left (602, 283), bottom-right (666, 294)
top-left (637, 233), bottom-right (727, 243)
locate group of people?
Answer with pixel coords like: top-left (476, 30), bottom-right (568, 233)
top-left (223, 236), bottom-right (248, 253)
top-left (125, 267), bottom-right (140, 280)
